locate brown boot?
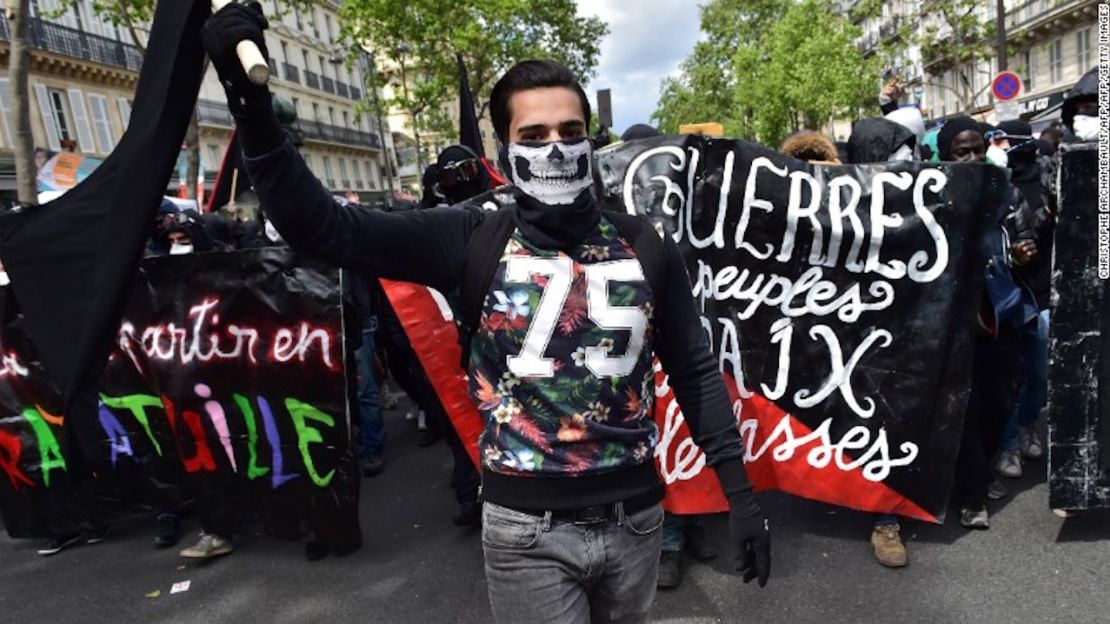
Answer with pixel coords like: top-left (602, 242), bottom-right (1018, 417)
top-left (871, 523), bottom-right (908, 568)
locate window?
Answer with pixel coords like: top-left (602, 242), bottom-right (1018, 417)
top-left (292, 97), bottom-right (301, 118)
top-left (33, 84), bottom-right (64, 150)
top-left (319, 55), bottom-right (328, 79)
top-left (343, 111), bottom-right (350, 128)
top-left (323, 156), bottom-right (335, 188)
top-left (325, 15), bottom-right (335, 43)
top-left (86, 93), bottom-right (115, 154)
top-left (339, 158), bottom-right (349, 187)
top-left (1049, 38), bottom-right (1062, 84)
top-left (328, 107), bottom-right (336, 126)
top-left (206, 144), bottom-right (221, 172)
top-left (368, 160), bottom-right (379, 189)
top-left (352, 159), bottom-right (364, 189)
top-left (302, 50), bottom-right (311, 72)
top-left (1023, 48), bottom-right (1036, 92)
top-left (117, 98), bottom-right (132, 129)
top-left (280, 41), bottom-right (289, 63)
top-left (0, 78), bottom-right (13, 148)
top-left (294, 7), bottom-right (303, 30)
top-left (312, 102), bottom-right (320, 122)
top-left (65, 89), bottom-right (95, 153)
top-left (1077, 28), bottom-right (1092, 70)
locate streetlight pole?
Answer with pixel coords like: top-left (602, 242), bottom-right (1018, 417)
top-left (995, 0), bottom-right (1008, 72)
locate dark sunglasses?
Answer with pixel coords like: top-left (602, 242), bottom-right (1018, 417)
top-left (437, 158), bottom-right (482, 189)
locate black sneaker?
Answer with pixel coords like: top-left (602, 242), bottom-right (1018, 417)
top-left (153, 513), bottom-right (183, 549)
top-left (452, 501), bottom-right (481, 527)
top-left (363, 455), bottom-right (385, 477)
top-left (657, 550), bottom-right (683, 589)
top-left (37, 533), bottom-right (83, 557)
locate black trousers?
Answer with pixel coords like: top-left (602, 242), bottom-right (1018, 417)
top-left (955, 330), bottom-right (1021, 506)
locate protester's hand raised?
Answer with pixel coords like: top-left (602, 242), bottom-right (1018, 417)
top-left (728, 492), bottom-right (771, 587)
top-left (201, 1), bottom-right (270, 99)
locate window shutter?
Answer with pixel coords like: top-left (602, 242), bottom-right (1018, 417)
top-left (117, 98), bottom-right (132, 129)
top-left (66, 89), bottom-right (95, 153)
top-left (88, 94), bottom-right (115, 154)
top-left (33, 83), bottom-right (61, 151)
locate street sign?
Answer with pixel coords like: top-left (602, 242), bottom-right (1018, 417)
top-left (995, 100), bottom-right (1022, 122)
top-left (597, 89), bottom-right (613, 129)
top-left (992, 71), bottom-right (1023, 102)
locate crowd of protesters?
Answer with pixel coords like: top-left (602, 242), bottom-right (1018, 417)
top-left (12, 5), bottom-right (1102, 619)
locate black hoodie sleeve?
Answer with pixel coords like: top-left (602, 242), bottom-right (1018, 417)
top-left (232, 98), bottom-right (480, 292)
top-left (653, 235), bottom-right (753, 497)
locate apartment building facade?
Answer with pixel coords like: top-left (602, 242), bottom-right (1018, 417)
top-left (0, 0), bottom-right (397, 202)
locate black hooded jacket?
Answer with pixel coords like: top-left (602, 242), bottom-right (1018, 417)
top-left (847, 118), bottom-right (915, 164)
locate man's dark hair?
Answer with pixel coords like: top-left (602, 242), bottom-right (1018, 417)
top-left (489, 59), bottom-right (591, 144)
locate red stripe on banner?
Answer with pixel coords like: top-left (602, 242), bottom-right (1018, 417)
top-left (379, 279), bottom-right (482, 468)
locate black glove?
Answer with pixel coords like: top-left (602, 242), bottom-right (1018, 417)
top-left (728, 491), bottom-right (771, 587)
top-left (200, 1), bottom-right (270, 103)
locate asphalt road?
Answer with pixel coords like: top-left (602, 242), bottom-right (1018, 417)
top-left (2, 406), bottom-right (1109, 624)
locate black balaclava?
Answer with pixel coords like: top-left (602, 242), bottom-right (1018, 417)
top-left (937, 116), bottom-right (981, 161)
top-left (997, 119), bottom-right (1040, 186)
top-left (436, 145), bottom-right (491, 205)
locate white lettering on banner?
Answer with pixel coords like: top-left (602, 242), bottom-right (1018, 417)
top-left (619, 147), bottom-right (954, 482)
top-left (652, 367), bottom-right (919, 485)
top-left (624, 150), bottom-right (951, 283)
top-left (114, 297), bottom-right (336, 371)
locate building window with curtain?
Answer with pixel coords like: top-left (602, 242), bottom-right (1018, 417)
top-left (1049, 38), bottom-right (1062, 84)
top-left (1077, 28), bottom-right (1092, 70)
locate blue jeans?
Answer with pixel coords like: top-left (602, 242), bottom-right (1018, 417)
top-left (483, 502), bottom-right (664, 624)
top-left (355, 322), bottom-right (385, 458)
top-left (1001, 310), bottom-right (1049, 451)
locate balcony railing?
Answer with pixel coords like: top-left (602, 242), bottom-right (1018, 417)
top-left (304, 70), bottom-right (320, 90)
top-left (282, 62), bottom-right (300, 84)
top-left (336, 82), bottom-right (350, 99)
top-left (321, 76), bottom-right (336, 94)
top-left (0, 15), bottom-right (143, 72)
top-left (197, 100), bottom-right (235, 127)
top-left (341, 178), bottom-right (350, 188)
top-left (299, 119), bottom-right (381, 149)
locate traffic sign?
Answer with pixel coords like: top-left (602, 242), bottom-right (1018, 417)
top-left (992, 71), bottom-right (1023, 102)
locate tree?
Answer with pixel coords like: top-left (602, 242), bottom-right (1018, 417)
top-left (652, 0), bottom-right (786, 135)
top-left (338, 0), bottom-right (608, 165)
top-left (732, 0), bottom-right (878, 146)
top-left (4, 0), bottom-right (35, 203)
top-left (852, 0), bottom-right (1034, 116)
top-left (654, 0), bottom-right (877, 147)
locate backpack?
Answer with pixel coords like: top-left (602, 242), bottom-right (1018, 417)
top-left (455, 204), bottom-right (671, 368)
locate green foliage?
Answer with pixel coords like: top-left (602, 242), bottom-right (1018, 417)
top-left (654, 0), bottom-right (877, 147)
top-left (338, 0), bottom-right (608, 144)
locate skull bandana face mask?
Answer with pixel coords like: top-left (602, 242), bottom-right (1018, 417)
top-left (507, 138), bottom-right (593, 206)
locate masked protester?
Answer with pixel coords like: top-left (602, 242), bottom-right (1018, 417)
top-left (434, 145), bottom-right (492, 206)
top-left (937, 116), bottom-right (1037, 531)
top-left (992, 120), bottom-right (1055, 481)
top-left (1063, 67), bottom-right (1100, 143)
top-left (202, 6), bottom-right (770, 621)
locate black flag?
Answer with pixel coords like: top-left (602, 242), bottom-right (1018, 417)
top-left (205, 127), bottom-right (249, 213)
top-left (457, 54), bottom-right (484, 158)
top-left (0, 0), bottom-right (209, 421)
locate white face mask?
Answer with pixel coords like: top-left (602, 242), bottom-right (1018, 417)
top-left (264, 220), bottom-right (284, 243)
top-left (890, 144), bottom-right (915, 162)
top-left (0, 272), bottom-right (9, 287)
top-left (507, 138), bottom-right (593, 205)
top-left (986, 145), bottom-right (1009, 168)
top-left (169, 243), bottom-right (194, 255)
top-left (1072, 115), bottom-right (1099, 142)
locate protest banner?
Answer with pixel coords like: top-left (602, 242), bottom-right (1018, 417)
top-left (0, 248), bottom-right (358, 542)
top-left (1048, 143), bottom-right (1109, 511)
top-left (386, 135), bottom-right (1005, 524)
